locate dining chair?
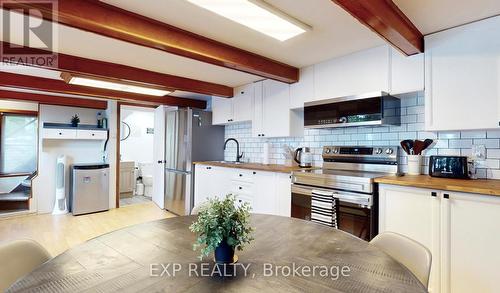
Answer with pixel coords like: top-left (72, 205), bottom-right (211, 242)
top-left (370, 232), bottom-right (432, 288)
top-left (0, 239), bottom-right (52, 292)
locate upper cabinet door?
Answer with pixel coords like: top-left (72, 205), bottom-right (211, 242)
top-left (425, 16), bottom-right (500, 131)
top-left (232, 84), bottom-right (254, 122)
top-left (262, 80), bottom-right (291, 137)
top-left (290, 65), bottom-right (314, 109)
top-left (314, 46), bottom-right (390, 100)
top-left (390, 49), bottom-right (424, 95)
top-left (211, 97), bottom-right (233, 125)
top-left (252, 81), bottom-right (264, 137)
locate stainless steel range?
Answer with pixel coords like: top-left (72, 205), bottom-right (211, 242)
top-left (291, 146), bottom-right (399, 241)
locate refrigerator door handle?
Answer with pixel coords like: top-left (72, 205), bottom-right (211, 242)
top-left (165, 168), bottom-right (191, 175)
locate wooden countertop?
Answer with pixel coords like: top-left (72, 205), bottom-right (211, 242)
top-left (194, 161), bottom-right (310, 173)
top-left (375, 175), bottom-right (500, 196)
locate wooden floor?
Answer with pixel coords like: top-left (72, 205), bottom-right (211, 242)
top-left (0, 202), bottom-right (175, 256)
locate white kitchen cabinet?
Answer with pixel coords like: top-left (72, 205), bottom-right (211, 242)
top-left (444, 192), bottom-right (500, 293)
top-left (276, 173), bottom-right (292, 217)
top-left (211, 97), bottom-right (233, 125)
top-left (212, 84), bottom-right (253, 125)
top-left (253, 170), bottom-right (277, 215)
top-left (379, 184), bottom-right (500, 293)
top-left (290, 65), bottom-right (315, 109)
top-left (379, 185), bottom-right (441, 292)
top-left (390, 49), bottom-right (424, 95)
top-left (42, 128), bottom-right (77, 139)
top-left (193, 164), bottom-right (232, 206)
top-left (232, 84), bottom-right (254, 122)
top-left (76, 129), bottom-right (108, 140)
top-left (42, 127), bottom-right (107, 140)
top-left (194, 165), bottom-right (292, 216)
top-left (425, 16), bottom-right (500, 131)
top-left (314, 46), bottom-right (390, 100)
top-left (253, 80), bottom-right (303, 138)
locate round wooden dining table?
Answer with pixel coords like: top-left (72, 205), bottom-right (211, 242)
top-left (8, 215), bottom-right (427, 293)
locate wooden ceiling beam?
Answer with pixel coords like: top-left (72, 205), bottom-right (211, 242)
top-left (332, 0), bottom-right (424, 56)
top-left (3, 0), bottom-right (299, 83)
top-left (0, 41), bottom-right (232, 98)
top-left (0, 89), bottom-right (108, 110)
top-left (0, 72), bottom-right (207, 109)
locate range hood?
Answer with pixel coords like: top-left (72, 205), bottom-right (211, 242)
top-left (303, 91), bottom-right (401, 128)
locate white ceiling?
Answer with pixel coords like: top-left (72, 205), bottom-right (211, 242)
top-left (101, 0), bottom-right (384, 68)
top-left (394, 0), bottom-right (500, 35)
top-left (1, 0), bottom-right (499, 98)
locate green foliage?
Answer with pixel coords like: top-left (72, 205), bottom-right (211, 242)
top-left (71, 114), bottom-right (80, 126)
top-left (189, 194), bottom-right (254, 260)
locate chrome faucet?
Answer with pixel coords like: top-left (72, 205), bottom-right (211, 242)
top-left (224, 138), bottom-right (244, 163)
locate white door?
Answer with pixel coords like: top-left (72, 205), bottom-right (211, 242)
top-left (443, 192), bottom-right (500, 293)
top-left (425, 16), bottom-right (500, 131)
top-left (152, 106), bottom-right (165, 209)
top-left (211, 97), bottom-right (233, 125)
top-left (379, 184), bottom-right (441, 292)
top-left (262, 79), bottom-right (290, 137)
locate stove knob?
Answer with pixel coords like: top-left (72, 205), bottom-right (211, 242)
top-left (324, 148), bottom-right (331, 154)
top-left (375, 148), bottom-right (383, 154)
top-left (333, 148), bottom-right (339, 154)
top-left (386, 148), bottom-right (394, 155)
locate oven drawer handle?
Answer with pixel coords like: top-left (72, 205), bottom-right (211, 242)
top-left (312, 189), bottom-right (335, 197)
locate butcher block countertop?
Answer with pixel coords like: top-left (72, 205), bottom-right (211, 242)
top-left (375, 175), bottom-right (500, 196)
top-left (194, 161), bottom-right (310, 173)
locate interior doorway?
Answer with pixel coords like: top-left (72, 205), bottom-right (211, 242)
top-left (117, 104), bottom-right (155, 207)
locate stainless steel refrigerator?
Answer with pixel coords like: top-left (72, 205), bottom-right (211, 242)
top-left (153, 107), bottom-right (224, 215)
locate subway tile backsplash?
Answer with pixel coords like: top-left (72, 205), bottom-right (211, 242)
top-left (224, 91), bottom-right (500, 179)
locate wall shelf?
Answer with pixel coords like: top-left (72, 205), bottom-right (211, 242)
top-left (42, 123), bottom-right (108, 140)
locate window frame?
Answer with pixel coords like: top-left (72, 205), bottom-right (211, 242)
top-left (0, 109), bottom-right (38, 177)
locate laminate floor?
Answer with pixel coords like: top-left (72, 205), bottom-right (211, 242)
top-left (119, 195), bottom-right (151, 206)
top-left (0, 202), bottom-right (175, 256)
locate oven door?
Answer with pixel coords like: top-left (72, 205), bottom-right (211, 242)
top-left (291, 184), bottom-right (376, 241)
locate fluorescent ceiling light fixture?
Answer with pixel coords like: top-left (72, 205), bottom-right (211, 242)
top-left (61, 73), bottom-right (172, 96)
top-left (187, 0), bottom-right (309, 41)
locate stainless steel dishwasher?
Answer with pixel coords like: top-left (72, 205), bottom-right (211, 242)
top-left (70, 163), bottom-right (109, 215)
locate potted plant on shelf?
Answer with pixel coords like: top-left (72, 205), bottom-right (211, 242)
top-left (71, 114), bottom-right (80, 127)
top-left (190, 194), bottom-right (254, 264)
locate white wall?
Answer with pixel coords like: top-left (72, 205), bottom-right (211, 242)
top-left (32, 105), bottom-right (108, 213)
top-left (120, 106), bottom-right (154, 164)
top-left (0, 99), bottom-right (38, 111)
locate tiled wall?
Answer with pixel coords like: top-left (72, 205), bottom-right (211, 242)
top-left (224, 91), bottom-right (500, 179)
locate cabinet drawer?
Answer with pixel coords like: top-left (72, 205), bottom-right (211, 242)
top-left (235, 194), bottom-right (253, 207)
top-left (76, 129), bottom-right (107, 140)
top-left (43, 128), bottom-right (77, 139)
top-left (231, 169), bottom-right (255, 183)
top-left (231, 182), bottom-right (253, 195)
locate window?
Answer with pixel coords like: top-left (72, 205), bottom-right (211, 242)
top-left (0, 112), bottom-right (38, 175)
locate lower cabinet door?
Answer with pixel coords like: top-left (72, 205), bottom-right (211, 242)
top-left (444, 192), bottom-right (500, 293)
top-left (252, 171), bottom-right (277, 214)
top-left (276, 173), bottom-right (292, 217)
top-left (379, 184), bottom-right (441, 292)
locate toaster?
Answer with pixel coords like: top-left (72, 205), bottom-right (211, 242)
top-left (428, 156), bottom-right (470, 179)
